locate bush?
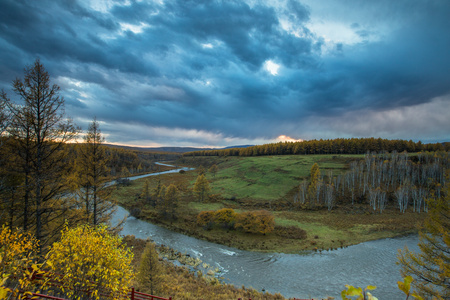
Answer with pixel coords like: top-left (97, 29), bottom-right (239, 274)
top-left (0, 226), bottom-right (42, 298)
top-left (235, 210), bottom-right (275, 235)
top-left (45, 224), bottom-right (134, 300)
top-left (196, 211), bottom-right (215, 230)
top-left (213, 208), bottom-right (237, 229)
top-left (116, 178), bottom-right (131, 186)
top-left (129, 207), bottom-right (141, 218)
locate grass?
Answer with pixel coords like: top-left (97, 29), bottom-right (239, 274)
top-left (110, 154), bottom-right (425, 254)
top-left (185, 154), bottom-right (359, 201)
top-left (188, 202), bottom-right (224, 212)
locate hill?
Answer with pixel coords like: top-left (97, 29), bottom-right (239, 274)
top-left (104, 144), bottom-right (254, 153)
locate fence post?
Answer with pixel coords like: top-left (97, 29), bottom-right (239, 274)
top-left (130, 287), bottom-right (134, 300)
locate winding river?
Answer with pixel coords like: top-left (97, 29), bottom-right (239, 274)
top-left (109, 163), bottom-right (420, 299)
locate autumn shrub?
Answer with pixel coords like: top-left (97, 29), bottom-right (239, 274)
top-left (44, 224), bottom-right (134, 300)
top-left (235, 210), bottom-right (275, 235)
top-left (197, 211), bottom-right (215, 230)
top-left (234, 211), bottom-right (254, 233)
top-left (0, 225), bottom-right (43, 299)
top-left (213, 208), bottom-right (237, 229)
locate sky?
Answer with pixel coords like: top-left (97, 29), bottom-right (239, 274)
top-left (0, 0), bottom-right (449, 148)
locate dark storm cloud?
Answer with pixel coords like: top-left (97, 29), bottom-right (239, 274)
top-left (0, 0), bottom-right (449, 146)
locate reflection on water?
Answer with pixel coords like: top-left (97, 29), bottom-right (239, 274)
top-left (111, 206), bottom-right (420, 299)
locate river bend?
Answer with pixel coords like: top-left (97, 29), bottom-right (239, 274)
top-left (109, 164), bottom-right (420, 299)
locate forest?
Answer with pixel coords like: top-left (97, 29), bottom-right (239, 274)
top-left (294, 151), bottom-right (449, 212)
top-left (185, 137), bottom-right (449, 157)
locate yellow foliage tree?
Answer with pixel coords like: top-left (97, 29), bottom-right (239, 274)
top-left (307, 163), bottom-right (321, 208)
top-left (193, 174), bottom-right (210, 202)
top-left (137, 242), bottom-right (161, 296)
top-left (398, 178), bottom-right (450, 300)
top-left (44, 224), bottom-right (134, 300)
top-left (163, 184), bottom-right (179, 219)
top-left (208, 164), bottom-right (219, 178)
top-left (0, 225), bottom-right (43, 299)
top-left (141, 179), bottom-right (150, 203)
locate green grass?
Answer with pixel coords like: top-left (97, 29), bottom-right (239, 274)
top-left (188, 202), bottom-right (224, 212)
top-left (200, 155), bottom-right (358, 201)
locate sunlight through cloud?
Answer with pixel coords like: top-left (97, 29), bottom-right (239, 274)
top-left (264, 60), bottom-right (280, 76)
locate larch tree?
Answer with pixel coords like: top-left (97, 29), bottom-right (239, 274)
top-left (2, 59), bottom-right (79, 248)
top-left (121, 166), bottom-right (131, 178)
top-left (75, 118), bottom-right (113, 225)
top-left (137, 241), bottom-right (162, 296)
top-left (0, 97), bottom-right (10, 135)
top-left (197, 165), bottom-right (206, 176)
top-left (398, 177), bottom-right (450, 300)
top-left (208, 164), bottom-right (219, 178)
top-left (141, 179), bottom-right (151, 204)
top-left (162, 183), bottom-right (178, 219)
top-left (307, 163), bottom-right (321, 208)
top-left (193, 174), bottom-right (210, 202)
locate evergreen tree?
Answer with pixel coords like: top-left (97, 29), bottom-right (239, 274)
top-left (398, 178), bottom-right (450, 299)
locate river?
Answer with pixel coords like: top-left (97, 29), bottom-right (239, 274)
top-left (109, 164), bottom-right (421, 299)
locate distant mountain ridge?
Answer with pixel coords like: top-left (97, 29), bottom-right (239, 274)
top-left (104, 144), bottom-right (254, 153)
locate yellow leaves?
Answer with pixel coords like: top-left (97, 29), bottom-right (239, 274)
top-left (398, 275), bottom-right (414, 295)
top-left (341, 284), bottom-right (378, 300)
top-left (235, 210), bottom-right (275, 235)
top-left (0, 226), bottom-right (45, 299)
top-left (397, 276), bottom-right (424, 300)
top-left (45, 224), bottom-right (134, 300)
top-left (213, 208), bottom-right (237, 228)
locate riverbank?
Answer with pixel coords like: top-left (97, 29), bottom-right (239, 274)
top-left (113, 205), bottom-right (420, 299)
top-left (110, 161), bottom-right (425, 253)
top-left (123, 235), bottom-right (288, 300)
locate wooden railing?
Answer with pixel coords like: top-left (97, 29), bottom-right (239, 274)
top-left (129, 287), bottom-right (172, 300)
top-left (22, 288), bottom-right (172, 300)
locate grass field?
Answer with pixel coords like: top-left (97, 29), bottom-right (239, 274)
top-left (184, 154), bottom-right (361, 201)
top-left (110, 154), bottom-right (424, 253)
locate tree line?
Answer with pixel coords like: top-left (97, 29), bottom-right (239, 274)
top-left (184, 138), bottom-right (449, 157)
top-left (293, 151), bottom-right (449, 213)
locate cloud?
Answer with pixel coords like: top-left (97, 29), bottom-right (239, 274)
top-left (0, 0), bottom-right (449, 146)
